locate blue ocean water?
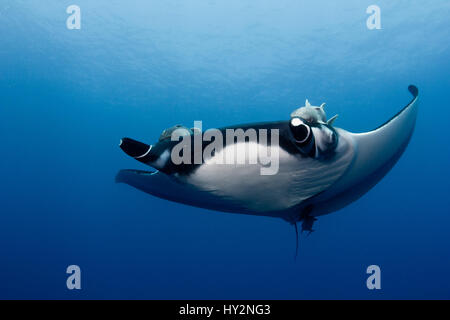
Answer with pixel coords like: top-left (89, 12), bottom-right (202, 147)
top-left (0, 0), bottom-right (449, 299)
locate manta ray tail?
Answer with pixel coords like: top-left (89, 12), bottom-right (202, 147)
top-left (294, 222), bottom-right (299, 260)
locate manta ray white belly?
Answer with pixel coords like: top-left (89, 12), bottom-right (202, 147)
top-left (179, 140), bottom-right (355, 212)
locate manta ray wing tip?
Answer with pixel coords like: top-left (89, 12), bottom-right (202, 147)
top-left (408, 85), bottom-right (418, 97)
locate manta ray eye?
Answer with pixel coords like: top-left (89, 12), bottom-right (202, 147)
top-left (290, 117), bottom-right (311, 144)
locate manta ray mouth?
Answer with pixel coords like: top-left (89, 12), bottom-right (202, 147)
top-left (116, 169), bottom-right (158, 178)
top-left (115, 169), bottom-right (159, 187)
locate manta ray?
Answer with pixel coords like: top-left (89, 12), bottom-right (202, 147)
top-left (116, 85), bottom-right (419, 252)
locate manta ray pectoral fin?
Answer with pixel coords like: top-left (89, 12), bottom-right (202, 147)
top-left (343, 85), bottom-right (419, 189)
top-left (115, 169), bottom-right (265, 216)
top-left (116, 169), bottom-right (225, 209)
top-left (306, 85), bottom-right (419, 217)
